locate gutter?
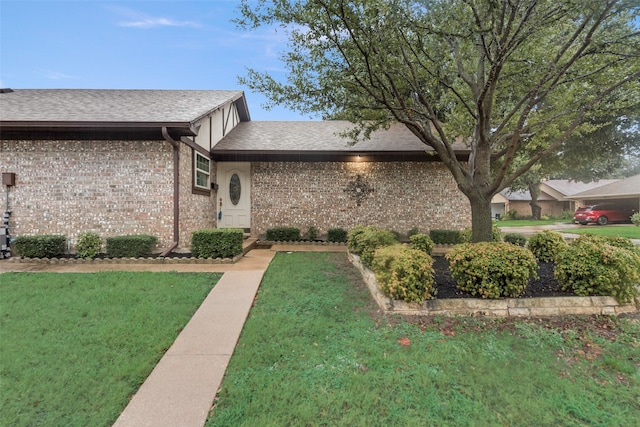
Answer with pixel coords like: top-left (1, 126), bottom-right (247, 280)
top-left (160, 126), bottom-right (180, 257)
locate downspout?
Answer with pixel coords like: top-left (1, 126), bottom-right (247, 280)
top-left (161, 127), bottom-right (180, 256)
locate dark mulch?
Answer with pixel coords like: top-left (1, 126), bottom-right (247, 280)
top-left (433, 256), bottom-right (576, 299)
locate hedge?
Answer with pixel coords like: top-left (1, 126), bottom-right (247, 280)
top-left (266, 227), bottom-right (301, 241)
top-left (105, 235), bottom-right (157, 258)
top-left (191, 229), bottom-right (243, 258)
top-left (13, 235), bottom-right (67, 258)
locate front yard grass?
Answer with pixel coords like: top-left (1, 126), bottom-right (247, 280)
top-left (497, 219), bottom-right (568, 227)
top-left (559, 225), bottom-right (640, 239)
top-left (0, 271), bottom-right (221, 427)
top-left (208, 252), bottom-right (639, 426)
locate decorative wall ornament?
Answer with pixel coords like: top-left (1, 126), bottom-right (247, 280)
top-left (344, 174), bottom-right (374, 206)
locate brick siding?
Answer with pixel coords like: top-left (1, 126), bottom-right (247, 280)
top-left (250, 161), bottom-right (471, 238)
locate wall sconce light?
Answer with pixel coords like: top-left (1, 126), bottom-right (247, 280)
top-left (210, 182), bottom-right (219, 191)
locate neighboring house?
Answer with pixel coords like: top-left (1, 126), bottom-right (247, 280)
top-left (491, 179), bottom-right (619, 219)
top-left (1, 89), bottom-right (471, 253)
top-left (567, 174), bottom-right (640, 211)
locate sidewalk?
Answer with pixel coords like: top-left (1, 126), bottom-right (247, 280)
top-left (113, 249), bottom-right (275, 427)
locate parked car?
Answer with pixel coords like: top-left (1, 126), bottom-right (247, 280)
top-left (573, 204), bottom-right (635, 225)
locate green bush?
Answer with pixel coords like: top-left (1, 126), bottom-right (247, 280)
top-left (266, 227), bottom-right (301, 241)
top-left (504, 233), bottom-right (527, 247)
top-left (631, 212), bottom-right (640, 226)
top-left (327, 228), bottom-right (348, 243)
top-left (348, 226), bottom-right (398, 268)
top-left (409, 233), bottom-right (434, 255)
top-left (446, 242), bottom-right (538, 299)
top-left (372, 244), bottom-right (436, 302)
top-left (406, 226), bottom-right (421, 238)
top-left (304, 226), bottom-right (319, 241)
top-left (105, 235), bottom-right (157, 258)
top-left (13, 235), bottom-right (66, 258)
top-left (526, 230), bottom-right (568, 262)
top-left (558, 210), bottom-right (574, 221)
top-left (191, 229), bottom-right (243, 258)
top-left (75, 232), bottom-right (102, 259)
top-left (571, 234), bottom-right (639, 254)
top-left (460, 223), bottom-right (503, 243)
top-left (555, 236), bottom-right (640, 303)
top-left (504, 209), bottom-right (519, 220)
top-left (429, 229), bottom-right (463, 245)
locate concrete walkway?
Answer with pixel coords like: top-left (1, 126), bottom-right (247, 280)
top-left (111, 249), bottom-right (275, 427)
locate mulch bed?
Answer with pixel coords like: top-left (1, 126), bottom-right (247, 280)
top-left (433, 256), bottom-right (577, 299)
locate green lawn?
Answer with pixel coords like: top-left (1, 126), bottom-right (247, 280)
top-left (208, 252), bottom-right (640, 426)
top-left (0, 271), bottom-right (221, 427)
top-left (497, 219), bottom-right (570, 227)
top-left (559, 225), bottom-right (640, 239)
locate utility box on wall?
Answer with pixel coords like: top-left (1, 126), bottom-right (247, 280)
top-left (2, 173), bottom-right (16, 186)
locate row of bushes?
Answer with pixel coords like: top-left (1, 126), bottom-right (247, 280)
top-left (347, 225), bottom-right (640, 304)
top-left (265, 227), bottom-right (349, 243)
top-left (12, 233), bottom-right (158, 259)
top-left (12, 228), bottom-right (245, 259)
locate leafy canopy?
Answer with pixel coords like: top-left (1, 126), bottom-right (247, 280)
top-left (237, 0), bottom-right (640, 241)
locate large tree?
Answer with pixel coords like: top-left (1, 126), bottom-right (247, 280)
top-left (237, 0), bottom-right (640, 241)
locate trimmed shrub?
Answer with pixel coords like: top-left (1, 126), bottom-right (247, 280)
top-left (266, 227), bottom-right (301, 241)
top-left (446, 242), bottom-right (538, 299)
top-left (13, 235), bottom-right (66, 258)
top-left (327, 228), bottom-right (348, 243)
top-left (571, 234), bottom-right (639, 254)
top-left (460, 223), bottom-right (503, 243)
top-left (409, 233), bottom-right (434, 255)
top-left (75, 232), bottom-right (102, 259)
top-left (304, 226), bottom-right (319, 241)
top-left (372, 244), bottom-right (436, 302)
top-left (526, 230), bottom-right (568, 262)
top-left (504, 233), bottom-right (527, 247)
top-left (555, 236), bottom-right (640, 303)
top-left (406, 226), bottom-right (421, 238)
top-left (106, 235), bottom-right (157, 258)
top-left (191, 229), bottom-right (243, 258)
top-left (631, 212), bottom-right (640, 226)
top-left (347, 225), bottom-right (373, 254)
top-left (429, 229), bottom-right (463, 245)
top-left (348, 225), bottom-right (398, 268)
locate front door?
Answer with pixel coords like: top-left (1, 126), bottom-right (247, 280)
top-left (217, 162), bottom-right (251, 229)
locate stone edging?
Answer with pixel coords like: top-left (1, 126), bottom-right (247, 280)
top-left (4, 254), bottom-right (242, 265)
top-left (348, 253), bottom-right (640, 317)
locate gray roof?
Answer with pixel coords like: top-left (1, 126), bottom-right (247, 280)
top-left (542, 179), bottom-right (619, 197)
top-left (213, 121), bottom-right (468, 154)
top-left (499, 189), bottom-right (555, 201)
top-left (0, 89), bottom-right (249, 124)
top-left (568, 174), bottom-right (640, 199)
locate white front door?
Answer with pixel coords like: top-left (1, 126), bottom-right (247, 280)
top-left (217, 162), bottom-right (251, 229)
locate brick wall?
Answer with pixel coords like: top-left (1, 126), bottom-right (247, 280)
top-left (1, 139), bottom-right (178, 250)
top-left (251, 161), bottom-right (471, 238)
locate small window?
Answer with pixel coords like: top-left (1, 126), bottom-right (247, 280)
top-left (194, 152), bottom-right (210, 190)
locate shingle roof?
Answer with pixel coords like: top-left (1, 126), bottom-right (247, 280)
top-left (498, 189), bottom-right (555, 201)
top-left (0, 89), bottom-right (248, 124)
top-left (212, 121), bottom-right (469, 160)
top-left (542, 179), bottom-right (619, 197)
top-left (568, 174), bottom-right (640, 199)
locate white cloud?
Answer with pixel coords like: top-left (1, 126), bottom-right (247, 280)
top-left (109, 6), bottom-right (200, 29)
top-left (45, 71), bottom-right (75, 80)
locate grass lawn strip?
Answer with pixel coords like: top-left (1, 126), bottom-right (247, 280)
top-left (208, 252), bottom-right (640, 426)
top-left (0, 271), bottom-right (221, 427)
top-left (558, 226), bottom-right (640, 240)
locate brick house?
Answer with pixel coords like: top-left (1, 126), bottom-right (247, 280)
top-left (1, 89), bottom-right (471, 254)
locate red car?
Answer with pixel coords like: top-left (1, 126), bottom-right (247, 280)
top-left (573, 204), bottom-right (635, 225)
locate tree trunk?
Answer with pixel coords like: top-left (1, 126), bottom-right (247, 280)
top-left (528, 183), bottom-right (542, 220)
top-left (468, 193), bottom-right (494, 242)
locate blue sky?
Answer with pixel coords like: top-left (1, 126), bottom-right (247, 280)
top-left (0, 0), bottom-right (311, 120)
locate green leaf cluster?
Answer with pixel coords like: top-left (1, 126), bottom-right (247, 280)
top-left (347, 225), bottom-right (398, 267)
top-left (266, 227), bottom-right (301, 241)
top-left (13, 235), bottom-right (66, 258)
top-left (527, 230), bottom-right (568, 262)
top-left (105, 235), bottom-right (157, 258)
top-left (372, 244), bottom-right (436, 302)
top-left (409, 233), bottom-right (434, 255)
top-left (190, 229), bottom-right (244, 259)
top-left (446, 242), bottom-right (538, 299)
top-left (327, 228), bottom-right (348, 243)
top-left (75, 232), bottom-right (103, 259)
top-left (555, 235), bottom-right (640, 303)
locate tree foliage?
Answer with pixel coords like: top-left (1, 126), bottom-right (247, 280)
top-left (237, 0), bottom-right (640, 241)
